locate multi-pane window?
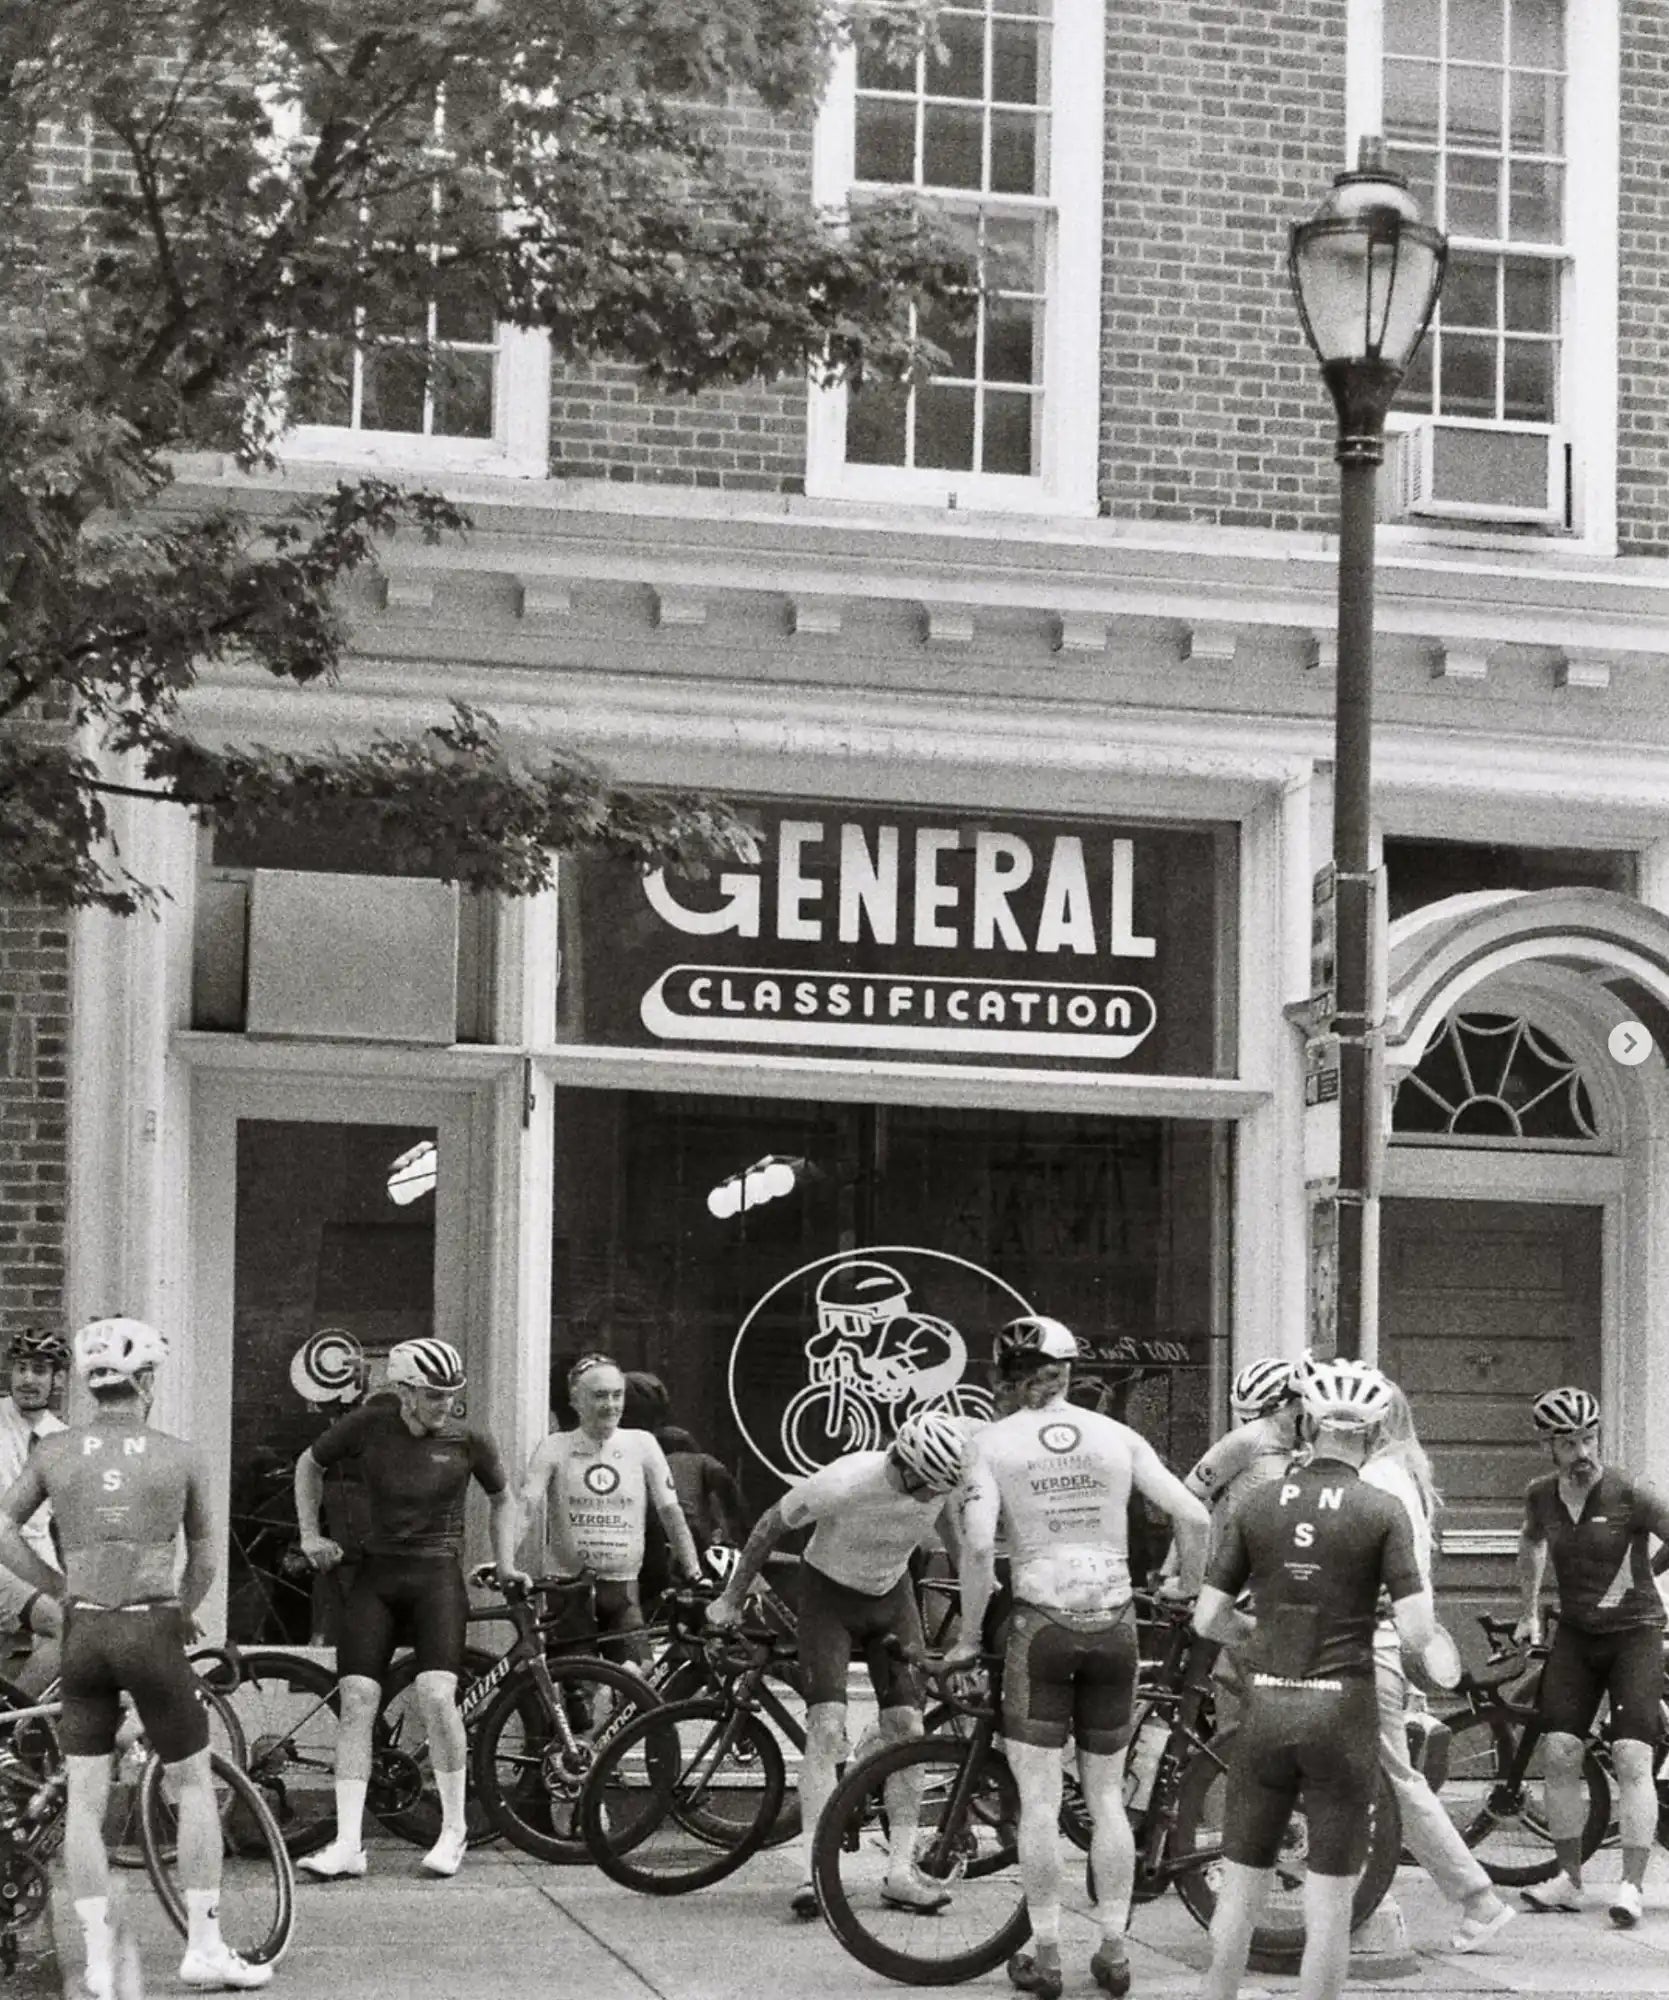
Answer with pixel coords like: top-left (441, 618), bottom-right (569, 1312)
top-left (1383, 0), bottom-right (1566, 427)
top-left (845, 2), bottom-right (1054, 479)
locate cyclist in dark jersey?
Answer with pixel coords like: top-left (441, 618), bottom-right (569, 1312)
top-left (294, 1338), bottom-right (527, 1883)
top-left (0, 1317), bottom-right (271, 1996)
top-left (1513, 1385), bottom-right (1669, 1927)
top-left (1192, 1359), bottom-right (1434, 2000)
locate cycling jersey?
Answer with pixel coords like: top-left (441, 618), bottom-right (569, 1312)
top-left (17, 1427), bottom-right (211, 1608)
top-left (1187, 1420), bottom-right (1292, 1545)
top-left (779, 1452), bottom-right (943, 1597)
top-left (971, 1402), bottom-right (1140, 1622)
top-left (537, 1427), bottom-right (678, 1583)
top-left (1522, 1469), bottom-right (1669, 1635)
top-left (311, 1399), bottom-right (506, 1559)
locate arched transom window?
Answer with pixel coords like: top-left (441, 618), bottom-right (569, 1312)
top-left (1391, 1011), bottom-right (1601, 1147)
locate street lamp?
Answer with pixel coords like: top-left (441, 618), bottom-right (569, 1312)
top-left (1289, 137), bottom-right (1446, 1361)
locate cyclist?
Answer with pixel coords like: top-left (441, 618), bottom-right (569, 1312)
top-left (0, 1316), bottom-right (271, 1995)
top-left (1185, 1358), bottom-right (1305, 1527)
top-left (1512, 1384), bottom-right (1669, 1927)
top-left (517, 1354), bottom-right (701, 1663)
top-left (706, 1408), bottom-right (975, 1921)
top-left (953, 1315), bottom-right (1211, 2000)
top-left (0, 1327), bottom-right (69, 1692)
top-left (1192, 1358), bottom-right (1436, 2000)
top-left (294, 1338), bottom-right (527, 1883)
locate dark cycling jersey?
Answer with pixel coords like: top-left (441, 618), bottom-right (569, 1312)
top-left (310, 1399), bottom-right (506, 1558)
top-left (1206, 1459), bottom-right (1422, 1680)
top-left (15, 1426), bottom-right (210, 1608)
top-left (1523, 1469), bottom-right (1669, 1635)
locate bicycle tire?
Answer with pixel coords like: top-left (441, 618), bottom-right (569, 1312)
top-left (812, 1734), bottom-right (1029, 1986)
top-left (1168, 1731), bottom-right (1401, 1963)
top-left (232, 1649), bottom-right (344, 1859)
top-left (139, 1749), bottom-right (295, 1967)
top-left (374, 1646), bottom-right (501, 1848)
top-left (110, 1676), bottom-right (247, 1870)
top-left (580, 1696), bottom-right (785, 1894)
top-left (1435, 1709), bottom-right (1609, 1886)
top-left (473, 1655), bottom-right (659, 1863)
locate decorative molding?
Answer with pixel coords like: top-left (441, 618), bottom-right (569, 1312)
top-left (1054, 612), bottom-right (1108, 655)
top-left (922, 605), bottom-right (975, 647)
top-left (1304, 631), bottom-right (1337, 674)
top-left (653, 587), bottom-right (708, 629)
top-left (1432, 644), bottom-right (1490, 683)
top-left (517, 578), bottom-right (573, 628)
top-left (1183, 622), bottom-right (1237, 667)
top-left (1556, 651), bottom-right (1612, 691)
top-left (382, 575), bottom-right (437, 616)
top-left (788, 597), bottom-right (843, 638)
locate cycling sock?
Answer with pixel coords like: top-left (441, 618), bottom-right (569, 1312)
top-left (184, 1891), bottom-right (220, 1952)
top-left (74, 1896), bottom-right (112, 1981)
top-left (1029, 1902), bottom-right (1062, 1952)
top-left (336, 1777), bottom-right (369, 1851)
top-left (435, 1764), bottom-right (467, 1836)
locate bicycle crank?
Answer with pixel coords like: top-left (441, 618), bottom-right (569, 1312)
top-left (369, 1748), bottom-right (426, 1817)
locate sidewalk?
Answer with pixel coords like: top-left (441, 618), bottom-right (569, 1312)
top-left (46, 1837), bottom-right (1669, 2000)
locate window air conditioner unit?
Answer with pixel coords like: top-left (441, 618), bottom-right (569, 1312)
top-left (1392, 418), bottom-right (1567, 527)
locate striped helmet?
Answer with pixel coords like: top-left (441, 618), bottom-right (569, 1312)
top-left (890, 1410), bottom-right (975, 1494)
top-left (385, 1339), bottom-right (466, 1391)
top-left (8, 1327), bottom-right (69, 1369)
top-left (1531, 1385), bottom-right (1599, 1436)
top-left (1298, 1358), bottom-right (1394, 1431)
top-left (1230, 1357), bottom-right (1298, 1421)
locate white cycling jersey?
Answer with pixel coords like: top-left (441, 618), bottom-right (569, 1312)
top-left (781, 1451), bottom-right (943, 1596)
top-left (533, 1426), bottom-right (677, 1583)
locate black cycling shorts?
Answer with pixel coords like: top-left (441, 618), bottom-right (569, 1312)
top-left (798, 1564), bottom-right (924, 1710)
top-left (1538, 1621), bottom-right (1666, 1746)
top-left (1223, 1674), bottom-right (1379, 1877)
top-left (337, 1553), bottom-right (468, 1684)
top-left (1002, 1601), bottom-right (1138, 1756)
top-left (60, 1600), bottom-right (209, 1766)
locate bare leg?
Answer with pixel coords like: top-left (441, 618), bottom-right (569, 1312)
top-left (414, 1669), bottom-right (467, 1851)
top-left (1078, 1745), bottom-right (1135, 1965)
top-left (1539, 1731), bottom-right (1588, 1890)
top-left (798, 1701), bottom-right (847, 1886)
top-left (1612, 1739), bottom-right (1656, 1893)
top-left (877, 1703), bottom-right (926, 1873)
top-left (1296, 1870), bottom-right (1357, 2000)
top-left (1199, 1858), bottom-right (1274, 2000)
top-left (1007, 1739), bottom-right (1067, 1971)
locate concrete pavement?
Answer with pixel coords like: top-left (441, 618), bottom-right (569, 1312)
top-left (32, 1836), bottom-right (1669, 2000)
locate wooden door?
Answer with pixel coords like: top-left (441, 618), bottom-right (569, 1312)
top-left (1378, 1197), bottom-right (1602, 1662)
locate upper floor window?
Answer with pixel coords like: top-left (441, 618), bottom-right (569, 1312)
top-left (807, 2), bottom-right (1102, 515)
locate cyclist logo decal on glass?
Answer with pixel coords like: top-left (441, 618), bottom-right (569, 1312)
top-left (730, 1247), bottom-right (1032, 1483)
top-left (1039, 1421), bottom-right (1082, 1454)
top-left (583, 1463), bottom-right (622, 1496)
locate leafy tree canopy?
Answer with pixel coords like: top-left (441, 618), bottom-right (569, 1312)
top-left (0, 0), bottom-right (973, 912)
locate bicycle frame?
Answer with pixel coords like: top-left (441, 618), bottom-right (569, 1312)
top-left (1129, 1619), bottom-right (1225, 1899)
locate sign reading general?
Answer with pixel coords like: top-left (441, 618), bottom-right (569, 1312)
top-left (561, 802), bottom-right (1233, 1074)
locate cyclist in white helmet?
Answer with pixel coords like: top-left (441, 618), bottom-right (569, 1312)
top-left (0, 1318), bottom-right (271, 1995)
top-left (708, 1407), bottom-right (975, 1920)
top-left (1186, 1358), bottom-right (1305, 1531)
top-left (1512, 1385), bottom-right (1669, 1927)
top-left (294, 1338), bottom-right (527, 1883)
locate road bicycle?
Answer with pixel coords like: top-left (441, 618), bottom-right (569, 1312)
top-left (0, 1682), bottom-right (293, 1975)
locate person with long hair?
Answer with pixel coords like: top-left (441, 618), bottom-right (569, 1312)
top-left (1363, 1383), bottom-right (1515, 1953)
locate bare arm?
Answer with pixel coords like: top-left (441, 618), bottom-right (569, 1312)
top-left (644, 1440), bottom-right (701, 1580)
top-left (1515, 1528), bottom-right (1548, 1639)
top-left (1192, 1583), bottom-right (1254, 1648)
top-left (953, 1474), bottom-right (1001, 1661)
top-left (487, 1487), bottom-right (530, 1584)
top-left (1390, 1584), bottom-right (1438, 1658)
top-left (709, 1501), bottom-right (792, 1622)
top-left (1131, 1438), bottom-right (1211, 1594)
top-left (518, 1441), bottom-right (585, 1577)
top-left (293, 1449), bottom-right (327, 1542)
top-left (179, 1462), bottom-right (217, 1615)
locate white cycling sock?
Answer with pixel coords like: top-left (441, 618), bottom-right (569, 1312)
top-left (336, 1777), bottom-right (368, 1851)
top-left (184, 1890), bottom-right (220, 1953)
top-left (435, 1764), bottom-right (467, 1838)
top-left (1029, 1902), bottom-right (1062, 1951)
top-left (74, 1896), bottom-right (112, 1980)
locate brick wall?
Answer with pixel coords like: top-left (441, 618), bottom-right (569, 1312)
top-left (1618, 2), bottom-right (1669, 556)
top-left (0, 901), bottom-right (69, 1346)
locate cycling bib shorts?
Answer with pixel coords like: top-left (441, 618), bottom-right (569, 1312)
top-left (337, 1553), bottom-right (469, 1684)
top-left (60, 1599), bottom-right (209, 1765)
top-left (797, 1562), bottom-right (924, 1710)
top-left (1224, 1675), bottom-right (1380, 1876)
top-left (1539, 1621), bottom-right (1665, 1745)
top-left (1001, 1601), bottom-right (1138, 1756)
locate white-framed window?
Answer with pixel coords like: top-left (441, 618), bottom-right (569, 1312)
top-left (807, 1), bottom-right (1103, 516)
top-left (270, 75), bottom-right (550, 478)
top-left (1350, 0), bottom-right (1617, 545)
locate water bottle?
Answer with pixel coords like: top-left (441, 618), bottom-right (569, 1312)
top-left (1124, 1711), bottom-right (1168, 1813)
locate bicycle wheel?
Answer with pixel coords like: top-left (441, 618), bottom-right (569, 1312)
top-left (812, 1734), bottom-right (1029, 1985)
top-left (232, 1649), bottom-right (343, 1859)
top-left (139, 1750), bottom-right (295, 1967)
top-left (1435, 1709), bottom-right (1609, 1886)
top-left (1169, 1732), bottom-right (1402, 1964)
top-left (373, 1646), bottom-right (500, 1848)
top-left (580, 1696), bottom-right (785, 1894)
top-left (474, 1656), bottom-right (659, 1863)
top-left (110, 1678), bottom-right (246, 1869)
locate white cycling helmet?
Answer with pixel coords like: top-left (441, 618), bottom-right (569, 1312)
top-left (890, 1410), bottom-right (976, 1494)
top-left (1531, 1385), bottom-right (1600, 1436)
top-left (385, 1339), bottom-right (466, 1391)
top-left (993, 1314), bottom-right (1080, 1375)
top-left (1230, 1357), bottom-right (1298, 1421)
top-left (1299, 1358), bottom-right (1394, 1432)
top-left (75, 1316), bottom-right (168, 1386)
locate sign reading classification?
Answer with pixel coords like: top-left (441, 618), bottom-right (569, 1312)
top-left (593, 804), bottom-right (1223, 1071)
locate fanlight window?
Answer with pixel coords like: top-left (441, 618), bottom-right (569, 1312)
top-left (1392, 1012), bottom-right (1599, 1146)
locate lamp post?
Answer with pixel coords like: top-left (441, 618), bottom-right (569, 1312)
top-left (1289, 137), bottom-right (1446, 1362)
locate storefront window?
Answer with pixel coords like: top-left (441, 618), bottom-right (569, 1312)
top-left (549, 1090), bottom-right (1228, 1534)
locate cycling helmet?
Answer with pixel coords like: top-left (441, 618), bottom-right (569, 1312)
top-left (1230, 1357), bottom-right (1298, 1421)
top-left (993, 1315), bottom-right (1080, 1375)
top-left (890, 1410), bottom-right (976, 1494)
top-left (385, 1339), bottom-right (466, 1391)
top-left (74, 1317), bottom-right (168, 1386)
top-left (1298, 1358), bottom-right (1394, 1431)
top-left (1531, 1385), bottom-right (1600, 1436)
top-left (8, 1328), bottom-right (69, 1369)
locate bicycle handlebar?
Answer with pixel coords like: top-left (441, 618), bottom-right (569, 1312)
top-left (1476, 1611), bottom-right (1549, 1668)
top-left (187, 1644), bottom-right (242, 1695)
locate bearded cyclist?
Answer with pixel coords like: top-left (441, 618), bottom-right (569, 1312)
top-left (1514, 1385), bottom-right (1669, 1927)
top-left (294, 1339), bottom-right (527, 1883)
top-left (0, 1328), bottom-right (69, 1692)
